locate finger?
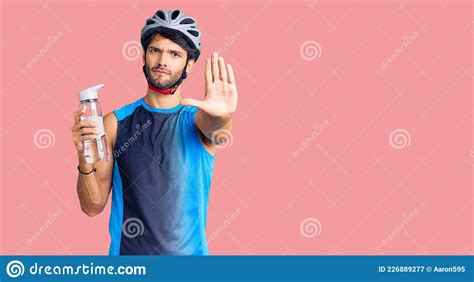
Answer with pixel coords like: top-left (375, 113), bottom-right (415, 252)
top-left (72, 120), bottom-right (98, 132)
top-left (211, 52), bottom-right (219, 82)
top-left (180, 98), bottom-right (205, 109)
top-left (81, 134), bottom-right (98, 142)
top-left (227, 64), bottom-right (235, 84)
top-left (73, 108), bottom-right (86, 123)
top-left (218, 56), bottom-right (227, 81)
top-left (79, 121), bottom-right (98, 128)
top-left (79, 127), bottom-right (99, 136)
top-left (205, 58), bottom-right (212, 84)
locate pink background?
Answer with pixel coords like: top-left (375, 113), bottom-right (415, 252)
top-left (1, 0), bottom-right (472, 255)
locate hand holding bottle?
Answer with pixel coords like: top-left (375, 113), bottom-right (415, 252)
top-left (71, 108), bottom-right (99, 156)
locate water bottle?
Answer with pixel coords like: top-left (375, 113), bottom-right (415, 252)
top-left (78, 83), bottom-right (109, 163)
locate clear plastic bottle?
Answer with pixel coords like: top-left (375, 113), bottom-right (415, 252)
top-left (78, 83), bottom-right (109, 163)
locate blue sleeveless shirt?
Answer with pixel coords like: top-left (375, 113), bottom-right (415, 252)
top-left (108, 97), bottom-right (215, 255)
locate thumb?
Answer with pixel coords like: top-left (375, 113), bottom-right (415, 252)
top-left (180, 98), bottom-right (205, 109)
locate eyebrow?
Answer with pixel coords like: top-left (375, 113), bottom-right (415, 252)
top-left (147, 46), bottom-right (183, 55)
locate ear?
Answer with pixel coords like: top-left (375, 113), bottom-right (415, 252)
top-left (142, 53), bottom-right (146, 64)
top-left (186, 59), bottom-right (195, 73)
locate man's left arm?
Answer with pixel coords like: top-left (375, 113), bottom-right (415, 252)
top-left (181, 52), bottom-right (238, 145)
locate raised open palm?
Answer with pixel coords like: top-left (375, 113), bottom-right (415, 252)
top-left (180, 52), bottom-right (238, 117)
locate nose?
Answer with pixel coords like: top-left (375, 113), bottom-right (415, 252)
top-left (156, 52), bottom-right (168, 68)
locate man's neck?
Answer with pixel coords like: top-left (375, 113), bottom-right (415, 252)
top-left (144, 85), bottom-right (182, 109)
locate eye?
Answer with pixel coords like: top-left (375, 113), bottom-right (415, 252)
top-left (171, 51), bottom-right (180, 57)
top-left (149, 48), bottom-right (160, 53)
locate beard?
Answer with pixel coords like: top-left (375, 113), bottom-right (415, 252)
top-left (144, 64), bottom-right (184, 89)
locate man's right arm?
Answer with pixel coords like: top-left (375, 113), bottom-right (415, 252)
top-left (71, 110), bottom-right (117, 217)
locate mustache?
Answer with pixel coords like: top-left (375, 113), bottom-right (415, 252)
top-left (150, 67), bottom-right (171, 74)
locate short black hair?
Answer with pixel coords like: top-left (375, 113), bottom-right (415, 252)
top-left (141, 27), bottom-right (200, 61)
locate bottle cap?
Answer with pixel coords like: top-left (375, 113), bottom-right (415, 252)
top-left (78, 84), bottom-right (104, 102)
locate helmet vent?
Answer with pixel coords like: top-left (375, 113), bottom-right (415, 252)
top-left (179, 18), bottom-right (195, 25)
top-left (156, 10), bottom-right (166, 20)
top-left (188, 30), bottom-right (199, 37)
top-left (171, 10), bottom-right (180, 20)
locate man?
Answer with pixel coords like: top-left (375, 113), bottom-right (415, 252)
top-left (70, 9), bottom-right (237, 255)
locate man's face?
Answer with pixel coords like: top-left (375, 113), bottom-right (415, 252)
top-left (143, 33), bottom-right (193, 89)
